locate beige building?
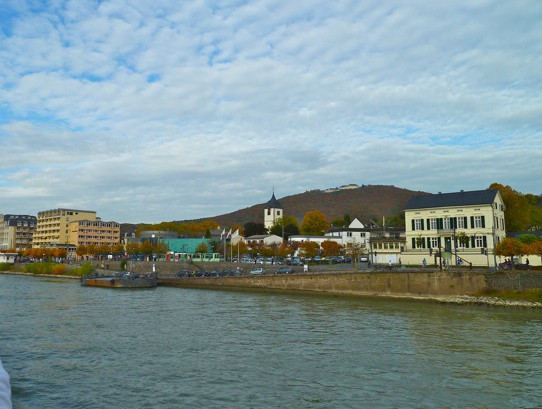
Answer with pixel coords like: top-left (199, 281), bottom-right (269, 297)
top-left (0, 214), bottom-right (37, 251)
top-left (69, 220), bottom-right (120, 247)
top-left (33, 208), bottom-right (97, 248)
top-left (402, 189), bottom-right (506, 267)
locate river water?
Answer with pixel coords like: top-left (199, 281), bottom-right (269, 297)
top-left (1, 274), bottom-right (541, 409)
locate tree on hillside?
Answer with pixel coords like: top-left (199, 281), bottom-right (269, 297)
top-left (269, 216), bottom-right (299, 239)
top-left (489, 183), bottom-right (532, 231)
top-left (331, 218), bottom-right (345, 228)
top-left (518, 234), bottom-right (540, 245)
top-left (244, 222), bottom-right (267, 237)
top-left (321, 240), bottom-right (343, 257)
top-left (300, 211), bottom-right (330, 235)
top-left (494, 238), bottom-right (526, 269)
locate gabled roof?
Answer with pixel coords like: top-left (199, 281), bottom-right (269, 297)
top-left (265, 193), bottom-right (282, 209)
top-left (404, 189), bottom-right (499, 210)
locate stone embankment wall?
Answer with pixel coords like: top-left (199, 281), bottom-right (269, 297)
top-left (159, 271), bottom-right (488, 297)
top-left (87, 260), bottom-right (542, 296)
top-left (485, 271), bottom-right (542, 291)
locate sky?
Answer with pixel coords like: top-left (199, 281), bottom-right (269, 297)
top-left (1, 0), bottom-right (541, 224)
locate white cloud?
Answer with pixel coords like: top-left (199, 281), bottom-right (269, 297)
top-left (1, 0), bottom-right (541, 222)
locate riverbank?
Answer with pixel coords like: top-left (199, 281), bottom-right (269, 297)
top-left (3, 270), bottom-right (542, 308)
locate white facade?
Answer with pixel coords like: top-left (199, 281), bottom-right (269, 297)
top-left (245, 234), bottom-right (283, 246)
top-left (402, 189), bottom-right (506, 267)
top-left (263, 193), bottom-right (283, 230)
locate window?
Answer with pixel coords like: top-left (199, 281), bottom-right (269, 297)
top-left (443, 218), bottom-right (451, 229)
top-left (430, 218), bottom-right (437, 230)
top-left (457, 218), bottom-right (465, 229)
top-left (430, 237), bottom-right (438, 248)
top-left (475, 236), bottom-right (484, 247)
top-left (474, 216), bottom-right (483, 228)
top-left (347, 232), bottom-right (352, 237)
top-left (413, 219), bottom-right (423, 231)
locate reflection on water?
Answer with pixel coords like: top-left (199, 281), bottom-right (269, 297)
top-left (1, 274), bottom-right (541, 409)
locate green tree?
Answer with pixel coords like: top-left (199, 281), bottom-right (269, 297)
top-left (518, 234), bottom-right (540, 245)
top-left (244, 222), bottom-right (267, 237)
top-left (331, 218), bottom-right (345, 228)
top-left (300, 211), bottom-right (330, 235)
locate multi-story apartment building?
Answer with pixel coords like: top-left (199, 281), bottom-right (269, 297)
top-left (68, 220), bottom-right (121, 247)
top-left (33, 208), bottom-right (97, 248)
top-left (402, 189), bottom-right (506, 267)
top-left (0, 214), bottom-right (37, 251)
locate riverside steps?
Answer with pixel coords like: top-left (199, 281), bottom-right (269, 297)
top-left (89, 260), bottom-right (542, 303)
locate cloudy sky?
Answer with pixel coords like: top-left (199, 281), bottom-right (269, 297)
top-left (1, 0), bottom-right (541, 223)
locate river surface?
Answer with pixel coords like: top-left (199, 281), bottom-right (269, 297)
top-left (1, 274), bottom-right (541, 409)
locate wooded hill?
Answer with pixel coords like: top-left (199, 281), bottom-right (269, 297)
top-left (196, 184), bottom-right (428, 226)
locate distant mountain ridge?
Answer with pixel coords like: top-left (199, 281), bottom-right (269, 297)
top-left (196, 184), bottom-right (428, 226)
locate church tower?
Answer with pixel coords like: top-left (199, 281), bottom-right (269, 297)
top-left (264, 192), bottom-right (283, 230)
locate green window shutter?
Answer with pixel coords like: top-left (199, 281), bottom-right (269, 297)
top-left (481, 216), bottom-right (485, 228)
top-left (411, 220), bottom-right (415, 231)
top-left (427, 219), bottom-right (431, 230)
top-left (412, 238), bottom-right (416, 249)
top-left (471, 236), bottom-right (476, 247)
top-left (421, 219), bottom-right (425, 230)
top-left (483, 236), bottom-right (487, 247)
top-left (470, 216), bottom-right (475, 229)
top-left (464, 217), bottom-right (468, 228)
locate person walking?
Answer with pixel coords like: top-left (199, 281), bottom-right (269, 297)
top-left (422, 258), bottom-right (427, 269)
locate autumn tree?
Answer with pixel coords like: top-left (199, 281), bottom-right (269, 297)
top-left (344, 242), bottom-right (366, 269)
top-left (321, 240), bottom-right (343, 257)
top-left (300, 211), bottom-right (330, 236)
top-left (195, 242), bottom-right (208, 254)
top-left (494, 238), bottom-right (526, 269)
top-left (490, 183), bottom-right (532, 231)
top-left (76, 245), bottom-right (88, 258)
top-left (126, 242), bottom-right (141, 255)
top-left (111, 243), bottom-right (125, 254)
top-left (298, 242), bottom-right (320, 259)
top-left (528, 241), bottom-right (542, 265)
top-left (154, 241), bottom-right (169, 255)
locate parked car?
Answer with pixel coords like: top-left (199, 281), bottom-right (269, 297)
top-left (249, 268), bottom-right (264, 275)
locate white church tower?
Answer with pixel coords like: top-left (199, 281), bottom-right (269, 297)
top-left (264, 192), bottom-right (283, 230)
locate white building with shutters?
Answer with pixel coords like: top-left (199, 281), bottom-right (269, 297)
top-left (402, 189), bottom-right (506, 268)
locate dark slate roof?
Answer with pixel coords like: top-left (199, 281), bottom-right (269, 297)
top-left (265, 193), bottom-right (282, 209)
top-left (404, 189), bottom-right (499, 210)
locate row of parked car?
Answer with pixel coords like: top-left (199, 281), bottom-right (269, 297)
top-left (232, 256), bottom-right (355, 265)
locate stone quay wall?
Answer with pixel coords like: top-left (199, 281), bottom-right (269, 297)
top-left (88, 260), bottom-right (542, 297)
top-left (159, 270), bottom-right (488, 297)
